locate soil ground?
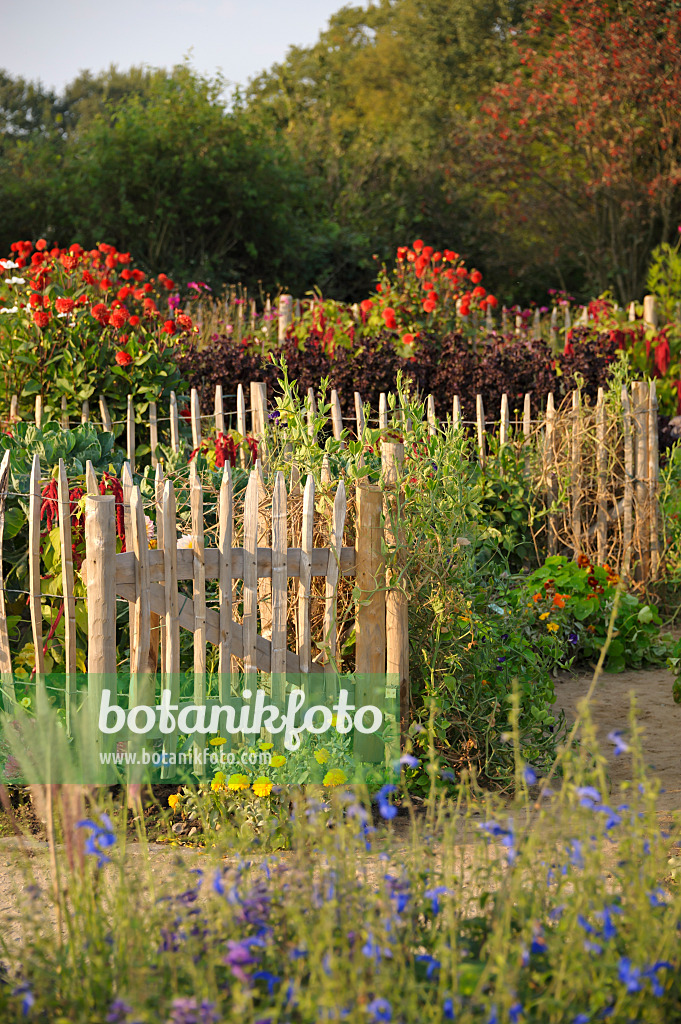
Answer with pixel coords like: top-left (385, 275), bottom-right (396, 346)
top-left (553, 665), bottom-right (681, 812)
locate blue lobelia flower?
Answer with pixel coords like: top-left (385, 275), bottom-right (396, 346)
top-left (167, 998), bottom-right (219, 1024)
top-left (367, 998), bottom-right (392, 1022)
top-left (523, 765), bottom-right (537, 786)
top-left (648, 887), bottom-right (667, 908)
top-left (567, 839), bottom-right (585, 869)
top-left (378, 800), bottom-right (398, 820)
top-left (487, 1005), bottom-right (499, 1024)
top-left (397, 753), bottom-right (420, 769)
top-left (572, 1015), bottom-right (590, 1024)
top-left (443, 997), bottom-right (455, 1020)
top-left (643, 961), bottom-right (674, 997)
top-left (509, 1003), bottom-right (524, 1022)
top-left (595, 904), bottom-right (622, 941)
top-left (253, 970), bottom-right (280, 995)
top-left (576, 786), bottom-right (601, 809)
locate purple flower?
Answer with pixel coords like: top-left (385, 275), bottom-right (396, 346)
top-left (398, 753), bottom-right (420, 769)
top-left (168, 294), bottom-right (181, 310)
top-left (606, 731), bottom-right (629, 756)
top-left (107, 1001), bottom-right (134, 1024)
top-left (487, 1006), bottom-right (499, 1024)
top-left (568, 632), bottom-right (579, 645)
top-left (224, 940), bottom-right (258, 982)
top-left (509, 1003), bottom-right (524, 1023)
top-left (523, 765), bottom-right (537, 786)
top-left (166, 998), bottom-right (219, 1024)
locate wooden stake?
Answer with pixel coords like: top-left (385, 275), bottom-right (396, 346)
top-left (452, 396), bottom-right (462, 430)
top-left (306, 387), bottom-right (317, 439)
top-left (324, 480), bottom-right (346, 672)
top-left (99, 395), bottom-right (112, 433)
top-left (85, 460), bottom-right (98, 496)
top-left (571, 389), bottom-right (582, 557)
top-left (382, 442), bottom-right (409, 743)
top-left (355, 484), bottom-right (386, 763)
top-left (330, 389), bottom-right (344, 441)
top-left (621, 387), bottom-right (634, 577)
top-left (28, 454), bottom-right (45, 679)
top-left (545, 393), bottom-right (557, 555)
top-left (169, 391), bottom-right (180, 454)
top-left (354, 392), bottom-right (365, 436)
top-left (242, 470), bottom-right (259, 680)
top-left (379, 393), bottom-right (388, 430)
top-left (237, 383), bottom-right (247, 464)
top-left (149, 399), bottom-right (158, 468)
top-left (81, 400), bottom-right (89, 424)
top-left (427, 394), bottom-right (437, 436)
top-left (596, 387), bottom-right (607, 565)
top-left (58, 459), bottom-right (77, 733)
top-left (84, 495), bottom-right (117, 742)
top-left (35, 396), bottom-right (42, 429)
top-left (126, 394), bottom-right (135, 472)
top-left (532, 307), bottom-right (541, 340)
top-left (190, 387), bottom-right (201, 451)
top-left (297, 474), bottom-right (314, 677)
top-left (500, 394), bottom-right (510, 447)
top-left (523, 393), bottom-right (532, 440)
top-left (9, 394), bottom-right (18, 422)
top-left (649, 380), bottom-right (660, 578)
top-left (215, 384), bottom-right (225, 436)
top-left (271, 471), bottom-right (287, 723)
top-left (61, 396), bottom-right (68, 429)
top-left (218, 465), bottom-right (233, 705)
top-left (190, 462), bottom-right (207, 775)
top-left (476, 394), bottom-right (486, 467)
top-left (161, 480), bottom-right (180, 777)
top-left (0, 451), bottom-right (15, 710)
top-left (633, 381), bottom-right (651, 579)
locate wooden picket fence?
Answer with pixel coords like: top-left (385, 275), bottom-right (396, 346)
top-left (0, 439), bottom-right (410, 768)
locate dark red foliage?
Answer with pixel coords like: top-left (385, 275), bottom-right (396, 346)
top-left (99, 472), bottom-right (126, 550)
top-left (178, 329), bottom-right (619, 428)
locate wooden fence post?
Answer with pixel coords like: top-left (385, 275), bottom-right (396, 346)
top-left (217, 464), bottom-right (233, 708)
top-left (632, 381), bottom-right (650, 579)
top-left (215, 384), bottom-right (226, 436)
top-left (126, 394), bottom-right (135, 472)
top-left (250, 381), bottom-right (268, 458)
top-left (595, 387), bottom-right (607, 565)
top-left (355, 483), bottom-right (386, 763)
top-left (81, 400), bottom-right (89, 424)
top-left (523, 393), bottom-right (531, 440)
top-left (297, 475), bottom-right (314, 679)
top-left (621, 387), bottom-right (634, 577)
top-left (190, 463), bottom-right (207, 776)
top-left (161, 480), bottom-right (180, 778)
top-left (427, 395), bottom-right (437, 436)
top-left (330, 389), bottom-right (344, 441)
top-left (35, 396), bottom-right (42, 429)
top-left (237, 383), bottom-right (247, 463)
top-left (9, 395), bottom-right (18, 423)
top-left (545, 393), bottom-right (557, 555)
top-left (190, 387), bottom-right (202, 451)
top-left (169, 391), bottom-right (181, 454)
top-left (452, 396), bottom-right (462, 431)
top-left (278, 294), bottom-right (293, 343)
top-left (571, 389), bottom-right (582, 556)
top-left (85, 494), bottom-right (117, 768)
top-left (57, 458), bottom-right (77, 734)
top-left (379, 393), bottom-right (388, 430)
top-left (61, 396), bottom-right (68, 429)
top-left (29, 454), bottom-right (45, 683)
top-left (382, 442), bottom-right (409, 745)
top-left (99, 396), bottom-right (112, 433)
top-left (0, 451), bottom-right (15, 710)
top-left (354, 392), bottom-right (365, 436)
top-left (306, 387), bottom-right (317, 440)
top-left (643, 295), bottom-right (658, 329)
top-left (649, 380), bottom-right (660, 578)
top-left (149, 401), bottom-right (158, 468)
top-left (476, 394), bottom-right (486, 467)
top-left (500, 394), bottom-right (510, 447)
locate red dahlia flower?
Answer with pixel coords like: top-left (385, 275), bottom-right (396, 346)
top-left (55, 297), bottom-right (75, 314)
top-left (91, 303), bottom-right (110, 325)
top-left (33, 310), bottom-right (52, 329)
top-left (115, 351), bottom-right (132, 367)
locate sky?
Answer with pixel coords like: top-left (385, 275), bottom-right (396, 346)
top-left (0, 0), bottom-right (349, 95)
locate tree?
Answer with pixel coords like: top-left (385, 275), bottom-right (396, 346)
top-left (472, 0), bottom-right (681, 302)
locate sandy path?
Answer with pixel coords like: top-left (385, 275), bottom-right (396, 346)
top-left (553, 665), bottom-right (681, 811)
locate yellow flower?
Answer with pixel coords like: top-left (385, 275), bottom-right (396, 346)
top-left (252, 776), bottom-right (273, 797)
top-left (331, 714), bottom-right (337, 728)
top-left (314, 748), bottom-right (330, 765)
top-left (168, 793), bottom-right (180, 810)
top-left (323, 768), bottom-right (348, 787)
top-left (227, 773), bottom-right (250, 791)
top-left (539, 612), bottom-right (550, 621)
top-left (209, 736), bottom-right (226, 746)
top-left (270, 754), bottom-right (286, 768)
top-left (546, 622), bottom-right (559, 632)
top-left (258, 742), bottom-right (274, 751)
top-left (211, 771), bottom-right (226, 792)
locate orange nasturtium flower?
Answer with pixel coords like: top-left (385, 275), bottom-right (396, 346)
top-left (532, 593), bottom-right (543, 603)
